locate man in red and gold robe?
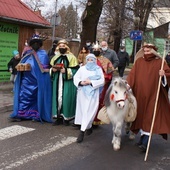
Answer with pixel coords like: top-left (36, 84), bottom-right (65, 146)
top-left (92, 42), bottom-right (114, 126)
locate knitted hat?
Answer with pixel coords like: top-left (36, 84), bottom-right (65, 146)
top-left (12, 50), bottom-right (19, 56)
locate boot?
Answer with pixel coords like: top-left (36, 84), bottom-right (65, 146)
top-left (136, 135), bottom-right (144, 146)
top-left (72, 123), bottom-right (81, 130)
top-left (52, 117), bottom-right (63, 126)
top-left (77, 131), bottom-right (84, 143)
top-left (86, 127), bottom-right (93, 136)
top-left (63, 120), bottom-right (70, 126)
top-left (138, 135), bottom-right (149, 152)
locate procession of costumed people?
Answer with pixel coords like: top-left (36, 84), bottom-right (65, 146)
top-left (8, 35), bottom-right (170, 157)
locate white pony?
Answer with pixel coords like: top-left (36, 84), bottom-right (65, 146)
top-left (104, 77), bottom-right (137, 151)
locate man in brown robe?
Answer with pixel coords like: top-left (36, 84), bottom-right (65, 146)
top-left (127, 44), bottom-right (170, 152)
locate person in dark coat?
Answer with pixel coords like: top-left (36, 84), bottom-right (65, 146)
top-left (100, 41), bottom-right (119, 70)
top-left (48, 40), bottom-right (58, 60)
top-left (85, 40), bottom-right (93, 53)
top-left (7, 50), bottom-right (21, 84)
top-left (165, 51), bottom-right (170, 67)
top-left (117, 46), bottom-right (129, 77)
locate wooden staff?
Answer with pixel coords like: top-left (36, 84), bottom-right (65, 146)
top-left (144, 49), bottom-right (166, 161)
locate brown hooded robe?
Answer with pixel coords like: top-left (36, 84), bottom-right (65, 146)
top-left (127, 55), bottom-right (170, 139)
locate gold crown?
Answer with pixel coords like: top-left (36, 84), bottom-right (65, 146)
top-left (57, 39), bottom-right (68, 45)
top-left (92, 41), bottom-right (101, 49)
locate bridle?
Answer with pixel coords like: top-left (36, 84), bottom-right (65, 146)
top-left (110, 92), bottom-right (128, 103)
top-left (116, 99), bottom-right (126, 103)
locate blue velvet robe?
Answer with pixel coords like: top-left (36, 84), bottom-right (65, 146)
top-left (10, 49), bottom-right (52, 122)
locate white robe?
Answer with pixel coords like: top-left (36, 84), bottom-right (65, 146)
top-left (73, 66), bottom-right (105, 131)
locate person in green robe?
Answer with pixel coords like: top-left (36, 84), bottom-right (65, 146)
top-left (50, 39), bottom-right (79, 126)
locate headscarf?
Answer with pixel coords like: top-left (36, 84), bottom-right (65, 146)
top-left (134, 43), bottom-right (161, 62)
top-left (83, 54), bottom-right (101, 96)
top-left (85, 53), bottom-right (99, 70)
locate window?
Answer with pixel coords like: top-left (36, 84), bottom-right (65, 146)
top-left (165, 40), bottom-right (170, 51)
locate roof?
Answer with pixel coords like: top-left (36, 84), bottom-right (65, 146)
top-left (0, 0), bottom-right (51, 28)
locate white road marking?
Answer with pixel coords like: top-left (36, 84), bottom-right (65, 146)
top-left (3, 136), bottom-right (76, 169)
top-left (0, 125), bottom-right (35, 140)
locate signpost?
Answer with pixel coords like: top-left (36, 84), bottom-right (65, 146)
top-left (130, 30), bottom-right (142, 41)
top-left (130, 30), bottom-right (143, 58)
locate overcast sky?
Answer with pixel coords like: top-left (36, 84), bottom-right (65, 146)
top-left (22, 0), bottom-right (83, 17)
top-left (42, 0), bottom-right (78, 14)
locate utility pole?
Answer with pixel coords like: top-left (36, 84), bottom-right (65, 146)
top-left (52, 0), bottom-right (58, 42)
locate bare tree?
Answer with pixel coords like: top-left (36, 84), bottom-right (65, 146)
top-left (98, 0), bottom-right (133, 52)
top-left (21, 0), bottom-right (45, 11)
top-left (55, 4), bottom-right (79, 39)
top-left (65, 3), bottom-right (78, 39)
top-left (101, 0), bottom-right (159, 61)
top-left (109, 0), bottom-right (127, 53)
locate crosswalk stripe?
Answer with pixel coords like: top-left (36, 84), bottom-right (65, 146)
top-left (0, 125), bottom-right (35, 140)
top-left (3, 136), bottom-right (76, 169)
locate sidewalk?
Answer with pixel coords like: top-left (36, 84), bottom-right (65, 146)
top-left (0, 68), bottom-right (131, 113)
top-left (0, 82), bottom-right (13, 113)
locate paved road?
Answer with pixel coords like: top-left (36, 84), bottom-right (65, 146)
top-left (0, 111), bottom-right (170, 170)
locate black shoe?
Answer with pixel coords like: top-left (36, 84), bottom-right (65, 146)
top-left (52, 117), bottom-right (63, 126)
top-left (138, 135), bottom-right (149, 152)
top-left (86, 127), bottom-right (93, 136)
top-left (135, 135), bottom-right (144, 146)
top-left (8, 117), bottom-right (21, 122)
top-left (139, 144), bottom-right (147, 152)
top-left (72, 123), bottom-right (81, 129)
top-left (92, 124), bottom-right (99, 129)
top-left (77, 131), bottom-right (84, 143)
top-left (72, 123), bottom-right (79, 127)
top-left (63, 120), bottom-right (70, 126)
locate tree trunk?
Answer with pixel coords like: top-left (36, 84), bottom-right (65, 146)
top-left (107, 0), bottom-right (126, 53)
top-left (80, 0), bottom-right (103, 50)
top-left (131, 0), bottom-right (154, 62)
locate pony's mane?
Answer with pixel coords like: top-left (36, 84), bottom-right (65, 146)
top-left (112, 77), bottom-right (127, 89)
top-left (104, 77), bottom-right (127, 107)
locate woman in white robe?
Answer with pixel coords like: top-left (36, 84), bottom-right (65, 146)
top-left (73, 53), bottom-right (105, 143)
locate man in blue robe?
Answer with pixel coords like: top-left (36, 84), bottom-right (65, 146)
top-left (9, 34), bottom-right (52, 123)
